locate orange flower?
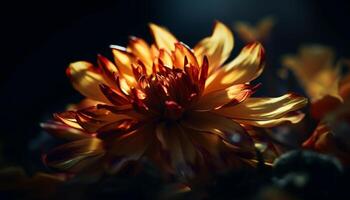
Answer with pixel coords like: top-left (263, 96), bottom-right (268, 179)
top-left (43, 21), bottom-right (307, 175)
top-left (282, 45), bottom-right (342, 103)
top-left (303, 71), bottom-right (350, 165)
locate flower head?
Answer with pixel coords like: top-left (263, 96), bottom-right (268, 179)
top-left (43, 21), bottom-right (307, 175)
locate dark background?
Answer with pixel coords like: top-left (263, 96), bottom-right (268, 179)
top-left (1, 0), bottom-right (350, 172)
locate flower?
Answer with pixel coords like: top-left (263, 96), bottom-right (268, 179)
top-left (282, 45), bottom-right (342, 103)
top-left (303, 70), bottom-right (350, 165)
top-left (234, 16), bottom-right (275, 43)
top-left (42, 21), bottom-right (307, 175)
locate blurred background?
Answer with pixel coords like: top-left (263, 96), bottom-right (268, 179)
top-left (1, 0), bottom-right (350, 173)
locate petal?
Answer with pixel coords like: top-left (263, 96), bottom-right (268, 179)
top-left (194, 21), bottom-right (234, 74)
top-left (158, 49), bottom-right (173, 67)
top-left (44, 138), bottom-right (105, 172)
top-left (149, 23), bottom-right (177, 52)
top-left (205, 42), bottom-right (265, 94)
top-left (67, 61), bottom-right (109, 102)
top-left (54, 111), bottom-right (82, 130)
top-left (99, 84), bottom-right (130, 106)
top-left (97, 54), bottom-right (119, 87)
top-left (235, 112), bottom-right (305, 127)
top-left (212, 93), bottom-right (308, 127)
top-left (193, 84), bottom-right (254, 111)
top-left (107, 124), bottom-right (155, 171)
top-left (127, 36), bottom-right (153, 73)
top-left (76, 106), bottom-right (136, 133)
top-left (183, 126), bottom-right (221, 158)
top-left (40, 121), bottom-right (91, 141)
top-left (181, 111), bottom-right (254, 152)
top-left (172, 42), bottom-right (199, 69)
top-left (156, 123), bottom-right (196, 168)
top-left (111, 46), bottom-right (137, 85)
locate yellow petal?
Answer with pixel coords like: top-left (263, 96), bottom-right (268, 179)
top-left (149, 23), bottom-right (178, 52)
top-left (194, 21), bottom-right (234, 74)
top-left (205, 42), bottom-right (265, 94)
top-left (212, 93), bottom-right (308, 127)
top-left (44, 138), bottom-right (105, 172)
top-left (127, 36), bottom-right (153, 73)
top-left (67, 61), bottom-right (109, 102)
top-left (193, 84), bottom-right (253, 111)
top-left (54, 111), bottom-right (82, 130)
top-left (235, 112), bottom-right (305, 127)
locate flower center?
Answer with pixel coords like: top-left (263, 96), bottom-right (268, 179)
top-left (131, 68), bottom-right (199, 121)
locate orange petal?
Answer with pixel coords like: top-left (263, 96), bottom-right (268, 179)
top-left (149, 23), bottom-right (178, 52)
top-left (193, 84), bottom-right (254, 111)
top-left (44, 138), bottom-right (105, 172)
top-left (213, 93), bottom-right (308, 127)
top-left (54, 111), bottom-right (82, 130)
top-left (158, 49), bottom-right (173, 67)
top-left (181, 111), bottom-right (254, 152)
top-left (97, 54), bottom-right (119, 87)
top-left (111, 46), bottom-right (137, 85)
top-left (99, 84), bottom-right (130, 106)
top-left (194, 21), bottom-right (234, 74)
top-left (67, 61), bottom-right (109, 102)
top-left (205, 42), bottom-right (265, 94)
top-left (76, 106), bottom-right (135, 133)
top-left (107, 124), bottom-right (155, 172)
top-left (127, 36), bottom-right (153, 73)
top-left (172, 42), bottom-right (199, 69)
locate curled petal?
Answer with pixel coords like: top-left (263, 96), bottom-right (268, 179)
top-left (67, 61), bottom-right (109, 102)
top-left (44, 138), bottom-right (105, 172)
top-left (194, 21), bottom-right (234, 74)
top-left (149, 23), bottom-right (178, 52)
top-left (181, 111), bottom-right (254, 152)
top-left (205, 42), bottom-right (265, 94)
top-left (213, 93), bottom-right (308, 127)
top-left (193, 84), bottom-right (254, 111)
